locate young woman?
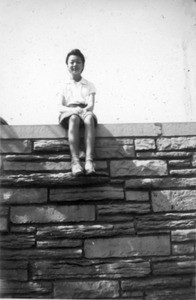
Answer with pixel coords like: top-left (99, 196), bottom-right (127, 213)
top-left (58, 49), bottom-right (97, 176)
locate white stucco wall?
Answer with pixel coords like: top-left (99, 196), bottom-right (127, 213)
top-left (0, 0), bottom-right (196, 124)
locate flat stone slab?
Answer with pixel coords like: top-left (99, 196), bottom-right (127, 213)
top-left (121, 276), bottom-right (191, 295)
top-left (136, 213), bottom-right (196, 233)
top-left (161, 122), bottom-right (196, 136)
top-left (0, 234), bottom-right (35, 249)
top-left (111, 159), bottom-right (168, 177)
top-left (157, 137), bottom-right (196, 151)
top-left (54, 280), bottom-right (119, 299)
top-left (137, 151), bottom-right (192, 158)
top-left (10, 205), bottom-right (95, 224)
top-left (1, 248), bottom-right (82, 260)
top-left (145, 288), bottom-right (195, 300)
top-left (0, 261), bottom-right (28, 281)
top-left (135, 138), bottom-right (156, 150)
top-left (36, 223), bottom-right (135, 239)
top-left (0, 172), bottom-right (109, 187)
top-left (0, 140), bottom-right (32, 153)
top-left (0, 123), bottom-right (162, 139)
top-left (126, 177), bottom-right (196, 189)
top-left (1, 123), bottom-right (196, 139)
top-left (0, 281), bottom-right (52, 297)
top-left (33, 139), bottom-right (69, 152)
top-left (0, 188), bottom-right (47, 204)
top-left (152, 190), bottom-right (196, 211)
top-left (153, 259), bottom-right (196, 275)
top-left (32, 258), bottom-right (150, 280)
top-left (97, 203), bottom-right (150, 216)
top-left (49, 186), bottom-right (124, 202)
top-left (171, 229), bottom-right (196, 242)
top-left (0, 217), bottom-right (8, 232)
top-left (84, 235), bottom-right (170, 258)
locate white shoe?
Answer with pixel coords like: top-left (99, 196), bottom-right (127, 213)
top-left (71, 161), bottom-right (84, 176)
top-left (85, 160), bottom-right (96, 175)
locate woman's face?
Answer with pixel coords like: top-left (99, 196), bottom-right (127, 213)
top-left (67, 55), bottom-right (84, 77)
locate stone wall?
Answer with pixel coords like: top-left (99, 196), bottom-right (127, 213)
top-left (0, 123), bottom-right (196, 299)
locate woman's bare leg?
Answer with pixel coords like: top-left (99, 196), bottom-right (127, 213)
top-left (84, 115), bottom-right (96, 174)
top-left (68, 115), bottom-right (83, 175)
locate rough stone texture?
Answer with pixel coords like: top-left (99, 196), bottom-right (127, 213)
top-left (33, 139), bottom-right (69, 152)
top-left (49, 186), bottom-right (124, 202)
top-left (3, 160), bottom-right (71, 171)
top-left (37, 223), bottom-right (135, 239)
top-left (4, 153), bottom-right (71, 161)
top-left (0, 172), bottom-right (109, 187)
top-left (135, 138), bottom-right (156, 150)
top-left (111, 159), bottom-right (167, 177)
top-left (11, 205), bottom-right (95, 224)
top-left (36, 239), bottom-right (82, 248)
top-left (157, 137), bottom-right (196, 151)
top-left (172, 243), bottom-right (194, 255)
top-left (137, 151), bottom-right (192, 158)
top-left (168, 159), bottom-right (191, 167)
top-left (152, 190), bottom-right (196, 212)
top-left (1, 123), bottom-right (196, 299)
top-left (136, 213), bottom-right (196, 232)
top-left (192, 153), bottom-right (196, 166)
top-left (3, 156), bottom-right (106, 172)
top-left (121, 276), bottom-right (191, 294)
top-left (0, 234), bottom-right (35, 249)
top-left (0, 188), bottom-right (47, 204)
top-left (1, 248), bottom-right (82, 260)
top-left (54, 280), bottom-right (119, 299)
top-left (145, 288), bottom-right (195, 300)
top-left (97, 214), bottom-right (135, 222)
top-left (0, 281), bottom-right (52, 296)
top-left (171, 229), bottom-right (196, 242)
top-left (84, 236), bottom-right (170, 258)
top-left (126, 177), bottom-right (196, 188)
top-left (10, 225), bottom-right (36, 233)
top-left (170, 168), bottom-right (196, 175)
top-left (32, 259), bottom-right (150, 280)
top-left (97, 203), bottom-right (150, 216)
top-left (153, 260), bottom-right (196, 275)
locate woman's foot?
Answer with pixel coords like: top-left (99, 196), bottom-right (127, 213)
top-left (85, 160), bottom-right (96, 175)
top-left (71, 160), bottom-right (84, 176)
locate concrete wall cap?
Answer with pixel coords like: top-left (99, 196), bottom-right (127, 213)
top-left (1, 122), bottom-right (196, 139)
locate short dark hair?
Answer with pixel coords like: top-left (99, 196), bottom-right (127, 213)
top-left (65, 49), bottom-right (85, 65)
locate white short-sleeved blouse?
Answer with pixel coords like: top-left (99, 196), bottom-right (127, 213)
top-left (61, 77), bottom-right (96, 107)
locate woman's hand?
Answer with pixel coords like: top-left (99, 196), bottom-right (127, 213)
top-left (82, 108), bottom-right (88, 115)
top-left (74, 107), bottom-right (83, 114)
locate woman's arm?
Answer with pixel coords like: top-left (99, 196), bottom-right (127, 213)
top-left (84, 93), bottom-right (95, 112)
top-left (58, 94), bottom-right (83, 114)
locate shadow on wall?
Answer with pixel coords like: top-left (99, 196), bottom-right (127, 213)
top-left (0, 117), bottom-right (8, 125)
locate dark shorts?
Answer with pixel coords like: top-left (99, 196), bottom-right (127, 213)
top-left (59, 105), bottom-right (98, 128)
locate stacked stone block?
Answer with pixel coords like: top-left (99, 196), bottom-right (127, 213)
top-left (0, 123), bottom-right (195, 299)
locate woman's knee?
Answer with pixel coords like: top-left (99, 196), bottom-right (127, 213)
top-left (84, 115), bottom-right (95, 127)
top-left (69, 114), bottom-right (80, 126)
